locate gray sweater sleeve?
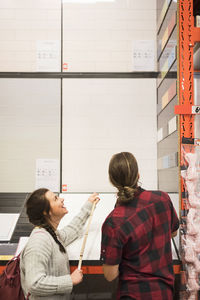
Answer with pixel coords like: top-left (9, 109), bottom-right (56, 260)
top-left (21, 232), bottom-right (73, 296)
top-left (58, 201), bottom-right (93, 247)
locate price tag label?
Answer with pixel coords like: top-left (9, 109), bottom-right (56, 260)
top-left (192, 106), bottom-right (200, 114)
top-left (62, 184), bottom-right (67, 192)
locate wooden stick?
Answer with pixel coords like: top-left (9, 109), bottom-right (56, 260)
top-left (78, 201), bottom-right (96, 270)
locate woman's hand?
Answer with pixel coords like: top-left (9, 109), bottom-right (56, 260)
top-left (88, 192), bottom-right (100, 204)
top-left (71, 268), bottom-right (83, 285)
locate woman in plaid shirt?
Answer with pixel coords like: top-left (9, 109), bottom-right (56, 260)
top-left (101, 152), bottom-right (179, 300)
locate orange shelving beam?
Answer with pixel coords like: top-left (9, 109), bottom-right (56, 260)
top-left (175, 0), bottom-right (200, 210)
top-left (175, 1), bottom-right (200, 298)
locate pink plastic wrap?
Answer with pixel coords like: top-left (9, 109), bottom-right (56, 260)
top-left (181, 149), bottom-right (200, 297)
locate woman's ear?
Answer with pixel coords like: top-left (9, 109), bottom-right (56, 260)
top-left (43, 210), bottom-right (51, 218)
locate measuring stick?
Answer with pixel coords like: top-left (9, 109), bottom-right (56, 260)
top-left (78, 201), bottom-right (96, 270)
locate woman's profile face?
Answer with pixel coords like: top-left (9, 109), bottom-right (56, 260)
top-left (45, 190), bottom-right (68, 221)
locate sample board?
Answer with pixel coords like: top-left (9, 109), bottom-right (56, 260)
top-left (0, 78), bottom-right (60, 193)
top-left (62, 78), bottom-right (157, 193)
top-left (58, 193), bottom-right (116, 260)
top-left (15, 192), bottom-right (179, 260)
top-left (58, 192), bottom-right (179, 260)
top-left (0, 214), bottom-right (19, 241)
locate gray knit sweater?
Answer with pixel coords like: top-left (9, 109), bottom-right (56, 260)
top-left (20, 201), bottom-right (93, 300)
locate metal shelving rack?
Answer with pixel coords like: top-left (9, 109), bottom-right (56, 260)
top-left (157, 0), bottom-right (178, 193)
top-left (175, 0), bottom-right (200, 298)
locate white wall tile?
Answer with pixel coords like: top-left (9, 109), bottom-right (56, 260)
top-left (62, 78), bottom-right (157, 192)
top-left (0, 62), bottom-right (31, 72)
top-left (0, 0), bottom-right (61, 72)
top-left (128, 0), bottom-right (156, 10)
top-left (0, 9), bottom-right (15, 19)
top-left (64, 40), bottom-right (94, 51)
top-left (111, 9), bottom-right (156, 21)
top-left (126, 19), bottom-right (156, 31)
top-left (0, 0), bottom-right (156, 72)
top-left (0, 30), bottom-right (16, 41)
top-left (0, 0), bottom-right (17, 9)
top-left (47, 30), bottom-right (61, 40)
top-left (94, 40), bottom-right (129, 51)
top-left (0, 79), bottom-right (60, 192)
top-left (0, 0), bottom-right (60, 9)
top-left (0, 41), bottom-right (32, 51)
top-left (47, 9), bottom-right (61, 20)
top-left (15, 9), bottom-right (47, 20)
top-left (111, 51), bottom-right (132, 62)
top-left (96, 62), bottom-right (129, 72)
top-left (63, 0), bottom-right (157, 72)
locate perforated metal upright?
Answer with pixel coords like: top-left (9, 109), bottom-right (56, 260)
top-left (175, 0), bottom-right (200, 298)
top-left (175, 0), bottom-right (200, 136)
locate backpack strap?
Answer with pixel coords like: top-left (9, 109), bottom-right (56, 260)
top-left (5, 253), bottom-right (30, 299)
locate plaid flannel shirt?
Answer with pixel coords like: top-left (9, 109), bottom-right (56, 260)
top-left (101, 188), bottom-right (179, 300)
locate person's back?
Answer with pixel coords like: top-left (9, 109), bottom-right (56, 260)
top-left (101, 188), bottom-right (178, 299)
top-left (101, 152), bottom-right (179, 300)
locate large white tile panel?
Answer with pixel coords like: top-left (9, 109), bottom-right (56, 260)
top-left (0, 0), bottom-right (60, 9)
top-left (62, 78), bottom-right (157, 192)
top-left (0, 9), bottom-right (15, 19)
top-left (63, 0), bottom-right (156, 72)
top-left (128, 0), bottom-right (156, 10)
top-left (0, 79), bottom-right (60, 192)
top-left (0, 214), bottom-right (19, 241)
top-left (0, 0), bottom-right (61, 72)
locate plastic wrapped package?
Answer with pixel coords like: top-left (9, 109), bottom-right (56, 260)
top-left (181, 147), bottom-right (200, 296)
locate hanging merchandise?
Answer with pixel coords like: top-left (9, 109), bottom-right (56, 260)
top-left (175, 0), bottom-right (200, 299)
top-left (180, 145), bottom-right (200, 299)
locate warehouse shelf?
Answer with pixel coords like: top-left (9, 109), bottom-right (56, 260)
top-left (157, 80), bottom-right (177, 114)
top-left (174, 0), bottom-right (200, 298)
top-left (157, 0), bottom-right (173, 34)
top-left (157, 0), bottom-right (178, 193)
top-left (157, 11), bottom-right (176, 60)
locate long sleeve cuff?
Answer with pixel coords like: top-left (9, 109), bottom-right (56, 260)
top-left (56, 274), bottom-right (73, 294)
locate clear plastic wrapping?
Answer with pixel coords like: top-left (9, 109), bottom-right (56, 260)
top-left (181, 145), bottom-right (200, 298)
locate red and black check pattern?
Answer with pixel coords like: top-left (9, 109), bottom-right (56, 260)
top-left (101, 188), bottom-right (179, 300)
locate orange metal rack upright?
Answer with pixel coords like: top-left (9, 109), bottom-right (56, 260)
top-left (175, 0), bottom-right (200, 135)
top-left (175, 0), bottom-right (200, 299)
